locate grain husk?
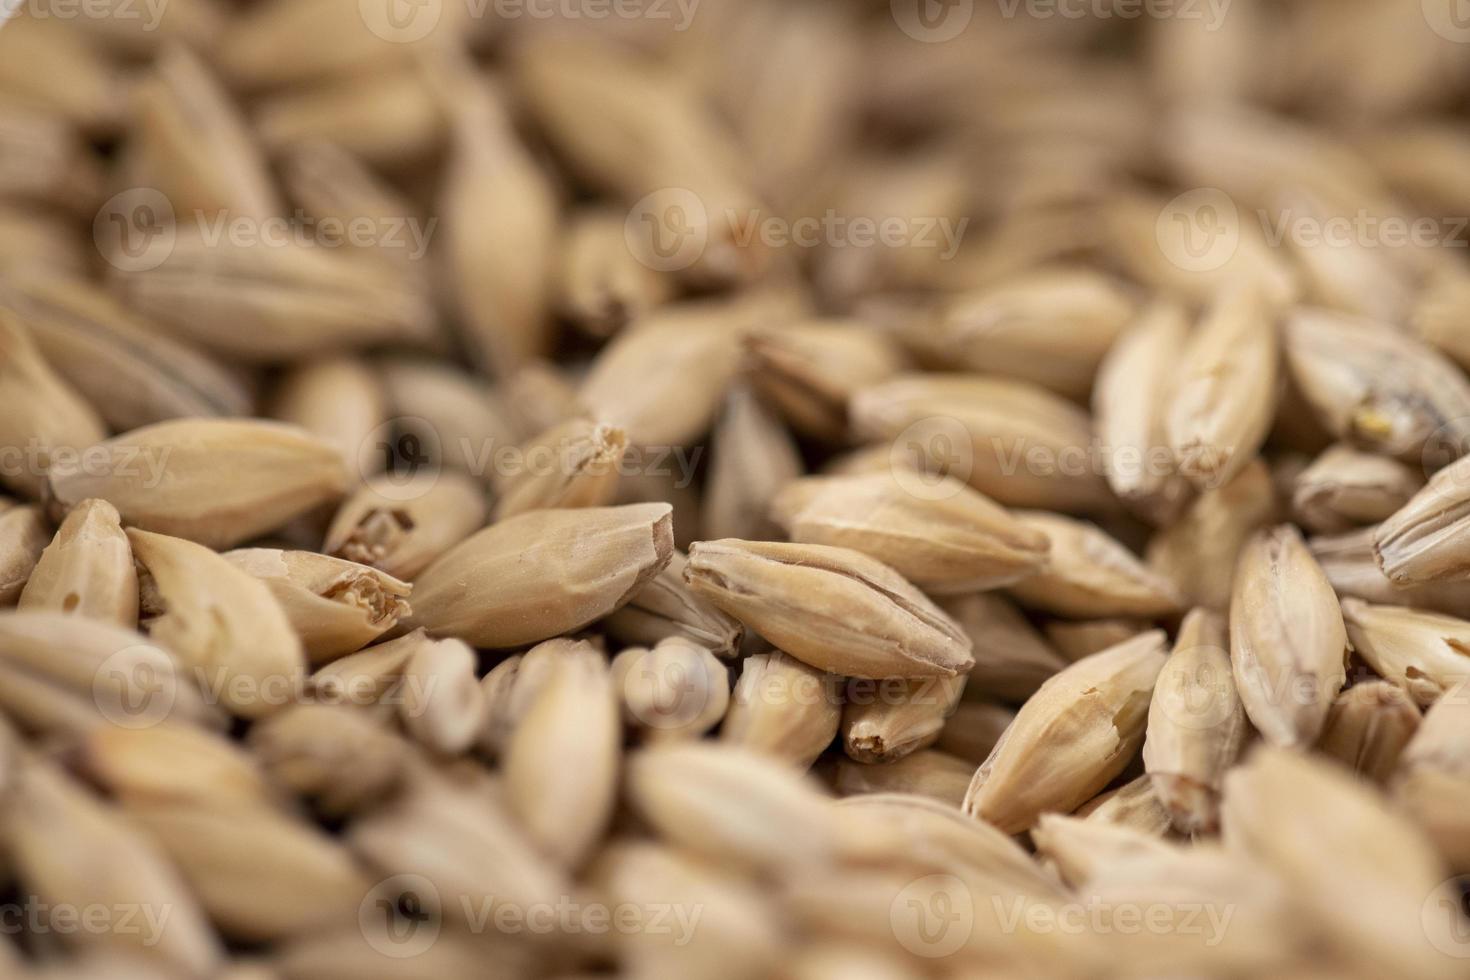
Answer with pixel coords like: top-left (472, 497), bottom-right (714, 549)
top-left (49, 420), bottom-right (348, 550)
top-left (1229, 525), bottom-right (1348, 747)
top-left (771, 473), bottom-right (1050, 595)
top-left (129, 528), bottom-right (304, 719)
top-left (685, 538), bottom-right (974, 679)
top-left (603, 550), bottom-right (745, 659)
top-left (18, 498), bottom-right (137, 627)
top-left (612, 637), bottom-right (730, 742)
top-left (1008, 511), bottom-right (1183, 618)
top-left (492, 417), bottom-right (627, 521)
top-left (939, 592), bottom-right (1070, 702)
top-left (323, 471), bottom-right (489, 580)
top-left (721, 649), bottom-right (841, 768)
top-left (1315, 680), bottom-right (1421, 784)
top-left (1142, 609), bottom-right (1247, 833)
top-left (963, 631), bottom-right (1167, 833)
top-left (404, 503), bottom-right (674, 648)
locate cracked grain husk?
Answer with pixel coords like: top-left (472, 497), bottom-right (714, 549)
top-left (1315, 680), bottom-right (1421, 784)
top-left (841, 674), bottom-right (966, 764)
top-left (492, 417), bottom-right (627, 521)
top-left (129, 528), bottom-right (304, 719)
top-left (1008, 511), bottom-right (1183, 619)
top-left (771, 472), bottom-right (1050, 595)
top-left (720, 649), bottom-right (841, 769)
top-left (1229, 525), bottom-right (1348, 747)
top-left (963, 630), bottom-right (1168, 834)
top-left (684, 538), bottom-right (973, 679)
top-left (1374, 453), bottom-right (1470, 584)
top-left (1312, 526), bottom-right (1470, 617)
top-left (1339, 598), bottom-right (1470, 708)
top-left (18, 498), bottom-right (137, 627)
top-left (1143, 609), bottom-right (1247, 834)
top-left (48, 419), bottom-right (348, 550)
top-left (403, 503), bottom-right (673, 649)
top-left (224, 549), bottom-right (410, 664)
top-left (324, 471), bottom-right (489, 581)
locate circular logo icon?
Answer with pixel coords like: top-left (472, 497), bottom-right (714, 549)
top-left (1155, 188), bottom-right (1241, 273)
top-left (891, 0), bottom-right (974, 42)
top-left (93, 644), bottom-right (181, 730)
top-left (360, 874), bottom-right (442, 959)
top-left (888, 416), bottom-right (973, 501)
top-left (891, 874), bottom-right (974, 958)
top-left (1424, 0), bottom-right (1470, 43)
top-left (359, 0), bottom-right (443, 43)
top-left (361, 416), bottom-right (443, 502)
top-left (1420, 417), bottom-right (1470, 478)
top-left (1152, 647), bottom-right (1239, 732)
top-left (93, 188), bottom-right (176, 273)
top-left (620, 646), bottom-right (714, 732)
top-left (625, 188), bottom-right (709, 273)
top-left (1422, 876), bottom-right (1470, 959)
